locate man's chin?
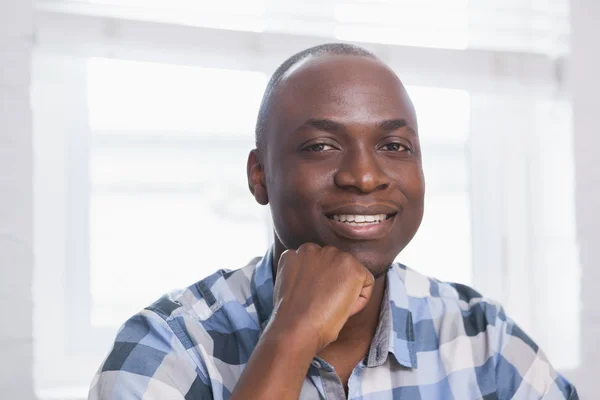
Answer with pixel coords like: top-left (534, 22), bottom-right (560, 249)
top-left (349, 250), bottom-right (395, 279)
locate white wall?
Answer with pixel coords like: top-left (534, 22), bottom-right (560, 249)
top-left (0, 0), bottom-right (35, 399)
top-left (571, 0), bottom-right (600, 397)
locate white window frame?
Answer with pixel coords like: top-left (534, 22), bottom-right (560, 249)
top-left (32, 3), bottom-right (578, 396)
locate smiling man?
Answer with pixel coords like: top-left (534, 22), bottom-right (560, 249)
top-left (90, 43), bottom-right (578, 400)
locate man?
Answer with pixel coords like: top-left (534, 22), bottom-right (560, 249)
top-left (89, 43), bottom-right (578, 399)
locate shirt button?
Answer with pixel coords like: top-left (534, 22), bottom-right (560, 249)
top-left (311, 360), bottom-right (321, 368)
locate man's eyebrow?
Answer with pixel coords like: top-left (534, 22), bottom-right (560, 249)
top-left (378, 119), bottom-right (416, 135)
top-left (296, 118), bottom-right (347, 134)
top-left (295, 118), bottom-right (416, 135)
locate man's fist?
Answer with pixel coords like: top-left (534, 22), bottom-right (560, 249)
top-left (270, 243), bottom-right (375, 352)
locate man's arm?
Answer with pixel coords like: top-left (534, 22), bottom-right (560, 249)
top-left (89, 311), bottom-right (213, 400)
top-left (229, 319), bottom-right (319, 399)
top-left (230, 243), bottom-right (374, 400)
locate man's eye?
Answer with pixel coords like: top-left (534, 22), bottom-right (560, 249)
top-left (380, 143), bottom-right (408, 152)
top-left (304, 143), bottom-right (335, 152)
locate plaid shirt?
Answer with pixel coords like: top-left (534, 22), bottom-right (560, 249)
top-left (90, 249), bottom-right (578, 399)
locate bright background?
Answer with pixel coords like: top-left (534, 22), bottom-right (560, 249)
top-left (5, 0), bottom-right (599, 398)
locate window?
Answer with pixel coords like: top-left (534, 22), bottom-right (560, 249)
top-left (85, 58), bottom-right (472, 328)
top-left (87, 59), bottom-right (269, 326)
top-left (398, 87), bottom-right (471, 284)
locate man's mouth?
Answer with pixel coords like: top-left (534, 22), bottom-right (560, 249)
top-left (327, 213), bottom-right (395, 226)
top-left (325, 212), bottom-right (397, 240)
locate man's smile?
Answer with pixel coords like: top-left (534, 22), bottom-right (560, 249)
top-left (329, 213), bottom-right (389, 224)
top-left (324, 203), bottom-right (399, 241)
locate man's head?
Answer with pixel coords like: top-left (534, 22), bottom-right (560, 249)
top-left (248, 43), bottom-right (425, 278)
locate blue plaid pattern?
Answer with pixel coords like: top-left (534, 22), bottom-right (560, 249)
top-left (90, 248), bottom-right (578, 399)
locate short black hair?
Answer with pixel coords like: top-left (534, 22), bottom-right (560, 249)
top-left (255, 43), bottom-right (377, 151)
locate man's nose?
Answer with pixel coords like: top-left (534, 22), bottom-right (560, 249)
top-left (333, 147), bottom-right (391, 193)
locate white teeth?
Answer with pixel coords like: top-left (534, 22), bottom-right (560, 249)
top-left (331, 214), bottom-right (387, 224)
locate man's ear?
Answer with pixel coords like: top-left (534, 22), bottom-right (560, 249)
top-left (247, 149), bottom-right (269, 205)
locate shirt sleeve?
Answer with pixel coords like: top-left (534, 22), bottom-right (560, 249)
top-left (492, 306), bottom-right (579, 400)
top-left (88, 309), bottom-right (214, 400)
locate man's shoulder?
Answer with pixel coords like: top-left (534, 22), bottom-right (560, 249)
top-left (394, 263), bottom-right (491, 300)
top-left (146, 256), bottom-right (264, 324)
top-left (392, 263), bottom-right (506, 323)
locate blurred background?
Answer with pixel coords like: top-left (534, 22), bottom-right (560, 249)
top-left (1, 0), bottom-right (598, 398)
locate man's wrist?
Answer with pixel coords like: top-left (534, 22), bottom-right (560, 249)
top-left (231, 315), bottom-right (318, 400)
top-left (262, 316), bottom-right (321, 360)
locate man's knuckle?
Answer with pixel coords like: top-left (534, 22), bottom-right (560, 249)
top-left (337, 252), bottom-right (356, 265)
top-left (322, 245), bottom-right (338, 254)
top-left (298, 242), bottom-right (320, 252)
top-left (280, 249), bottom-right (294, 261)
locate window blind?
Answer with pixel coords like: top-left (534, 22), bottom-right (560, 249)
top-left (37, 0), bottom-right (569, 53)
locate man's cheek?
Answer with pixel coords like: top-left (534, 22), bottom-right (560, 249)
top-left (280, 178), bottom-right (320, 206)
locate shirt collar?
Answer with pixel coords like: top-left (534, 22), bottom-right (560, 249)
top-left (363, 265), bottom-right (417, 369)
top-left (384, 264), bottom-right (418, 368)
top-left (250, 248), bottom-right (417, 369)
top-left (251, 246), bottom-right (275, 330)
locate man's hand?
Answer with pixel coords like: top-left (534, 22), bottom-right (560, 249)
top-left (230, 243), bottom-right (374, 400)
top-left (271, 243), bottom-right (375, 352)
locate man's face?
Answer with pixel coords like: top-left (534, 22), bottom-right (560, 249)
top-left (256, 55), bottom-right (425, 277)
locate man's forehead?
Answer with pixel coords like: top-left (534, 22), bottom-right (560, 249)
top-left (271, 54), bottom-right (416, 129)
top-left (279, 53), bottom-right (397, 87)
